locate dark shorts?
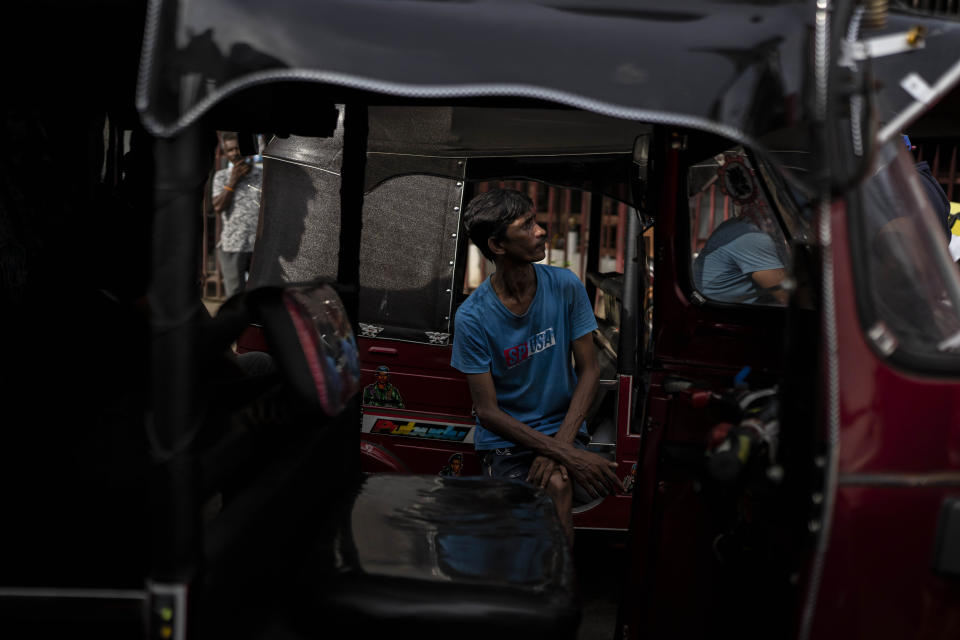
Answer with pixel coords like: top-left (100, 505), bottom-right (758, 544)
top-left (479, 433), bottom-right (598, 508)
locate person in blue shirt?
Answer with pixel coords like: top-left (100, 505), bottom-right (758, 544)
top-left (693, 211), bottom-right (787, 305)
top-left (450, 188), bottom-right (620, 543)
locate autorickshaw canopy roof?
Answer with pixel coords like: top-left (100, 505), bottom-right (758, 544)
top-left (137, 0), bottom-right (960, 188)
top-left (138, 0), bottom-right (813, 145)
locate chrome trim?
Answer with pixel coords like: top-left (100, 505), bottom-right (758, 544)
top-left (0, 587), bottom-right (146, 600)
top-left (586, 442), bottom-right (616, 451)
top-left (814, 0), bottom-right (831, 122)
top-left (839, 472), bottom-right (960, 487)
top-left (878, 58), bottom-right (960, 144)
top-left (445, 161), bottom-right (468, 335)
top-left (845, 6), bottom-right (865, 157)
top-left (357, 334), bottom-right (455, 347)
top-left (800, 199), bottom-right (840, 640)
top-left (261, 153), bottom-right (341, 176)
top-left (148, 582), bottom-right (187, 640)
top-left (800, 0), bottom-right (838, 634)
top-left (367, 151), bottom-right (632, 159)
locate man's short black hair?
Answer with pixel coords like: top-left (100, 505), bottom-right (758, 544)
top-left (462, 188), bottom-right (534, 261)
top-left (220, 131), bottom-right (239, 148)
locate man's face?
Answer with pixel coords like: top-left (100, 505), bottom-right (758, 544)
top-left (222, 139), bottom-right (242, 165)
top-left (375, 371), bottom-right (390, 387)
top-left (450, 458), bottom-right (462, 474)
top-left (496, 210), bottom-right (547, 262)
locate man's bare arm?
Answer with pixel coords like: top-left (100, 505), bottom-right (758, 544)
top-left (466, 370), bottom-right (618, 497)
top-left (527, 333), bottom-right (601, 486)
top-left (554, 332), bottom-right (600, 443)
top-left (751, 267), bottom-right (788, 304)
top-left (212, 188), bottom-right (235, 215)
top-left (212, 162), bottom-right (251, 215)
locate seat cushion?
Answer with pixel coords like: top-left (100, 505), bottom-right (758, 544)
top-left (317, 474), bottom-right (580, 639)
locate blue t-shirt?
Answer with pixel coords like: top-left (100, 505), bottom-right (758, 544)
top-left (450, 264), bottom-right (598, 450)
top-left (693, 218), bottom-right (784, 304)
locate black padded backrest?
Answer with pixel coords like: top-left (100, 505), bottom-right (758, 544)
top-left (247, 283), bottom-right (360, 415)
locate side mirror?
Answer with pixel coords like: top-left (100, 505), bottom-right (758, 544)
top-left (246, 282), bottom-right (361, 415)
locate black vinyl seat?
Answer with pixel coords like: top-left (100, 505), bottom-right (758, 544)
top-left (198, 287), bottom-right (579, 639)
top-left (310, 474), bottom-right (580, 640)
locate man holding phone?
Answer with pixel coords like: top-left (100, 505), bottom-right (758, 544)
top-left (212, 131), bottom-right (262, 297)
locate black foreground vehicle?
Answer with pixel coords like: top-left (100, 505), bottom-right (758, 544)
top-left (3, 1), bottom-right (960, 640)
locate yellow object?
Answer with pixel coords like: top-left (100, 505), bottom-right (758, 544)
top-left (736, 434), bottom-right (752, 464)
top-left (906, 25), bottom-right (926, 47)
top-left (950, 202), bottom-right (960, 236)
top-left (161, 625), bottom-right (173, 639)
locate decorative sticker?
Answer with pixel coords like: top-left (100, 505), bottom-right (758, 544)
top-left (621, 462), bottom-right (637, 494)
top-left (425, 331), bottom-right (451, 345)
top-left (716, 153), bottom-right (758, 206)
top-left (362, 365), bottom-right (404, 408)
top-left (439, 453), bottom-right (464, 476)
top-left (361, 413), bottom-right (475, 444)
top-left (359, 323), bottom-right (385, 337)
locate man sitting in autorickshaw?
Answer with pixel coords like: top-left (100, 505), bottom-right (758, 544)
top-left (450, 188), bottom-right (620, 544)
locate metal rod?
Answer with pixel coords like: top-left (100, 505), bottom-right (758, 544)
top-left (616, 200), bottom-right (627, 273)
top-left (619, 204), bottom-right (639, 375)
top-left (338, 103), bottom-right (368, 333)
top-left (586, 178), bottom-right (604, 303)
top-left (148, 124), bottom-right (211, 587)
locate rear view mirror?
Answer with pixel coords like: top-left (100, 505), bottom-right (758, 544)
top-left (247, 282), bottom-right (361, 415)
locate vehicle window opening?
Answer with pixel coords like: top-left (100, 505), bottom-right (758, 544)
top-left (249, 134), bottom-right (463, 344)
top-left (687, 147), bottom-right (795, 307)
top-left (850, 139), bottom-right (960, 370)
top-left (460, 179), bottom-right (634, 444)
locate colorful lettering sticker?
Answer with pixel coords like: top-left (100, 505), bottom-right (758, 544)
top-left (371, 419), bottom-right (471, 442)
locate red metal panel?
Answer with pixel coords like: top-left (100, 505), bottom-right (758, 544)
top-left (236, 324), bottom-right (268, 353)
top-left (617, 375), bottom-right (640, 456)
top-left (360, 439), bottom-right (412, 473)
top-left (359, 338), bottom-right (473, 418)
top-left (619, 386), bottom-right (672, 639)
top-left (572, 493), bottom-right (633, 530)
top-left (807, 201), bottom-right (960, 638)
top-left (810, 486), bottom-right (960, 638)
top-left (361, 433), bottom-right (481, 476)
top-left (653, 147), bottom-right (785, 371)
top-left (572, 374), bottom-right (641, 531)
top-left (829, 211), bottom-right (960, 474)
